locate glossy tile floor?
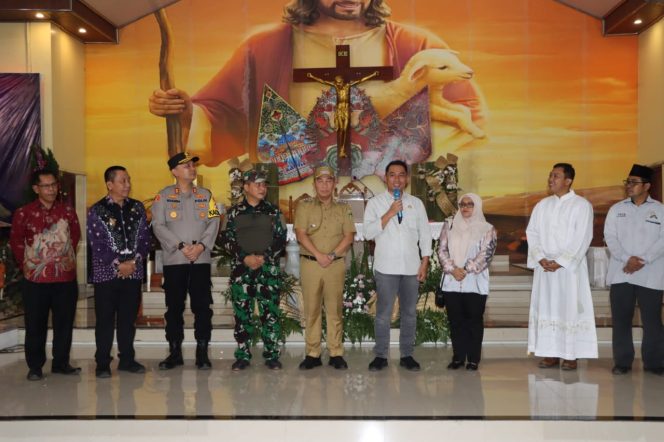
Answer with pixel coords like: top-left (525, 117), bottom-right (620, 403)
top-left (1, 343), bottom-right (663, 421)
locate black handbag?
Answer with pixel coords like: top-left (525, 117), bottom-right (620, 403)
top-left (435, 276), bottom-right (446, 308)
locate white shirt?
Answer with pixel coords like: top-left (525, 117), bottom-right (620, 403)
top-left (364, 191), bottom-right (432, 275)
top-left (604, 196), bottom-right (664, 291)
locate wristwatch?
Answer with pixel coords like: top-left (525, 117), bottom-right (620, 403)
top-left (328, 251), bottom-right (337, 260)
top-left (177, 242), bottom-right (185, 250)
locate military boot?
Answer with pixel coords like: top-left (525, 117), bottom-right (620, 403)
top-left (195, 340), bottom-right (212, 370)
top-left (159, 340), bottom-right (184, 370)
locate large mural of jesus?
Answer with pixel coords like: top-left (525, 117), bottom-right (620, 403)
top-left (148, 0), bottom-right (487, 182)
top-left (85, 0), bottom-right (637, 219)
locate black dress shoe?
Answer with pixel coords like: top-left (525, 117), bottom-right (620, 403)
top-left (265, 359), bottom-right (283, 370)
top-left (611, 366), bottom-right (631, 375)
top-left (95, 366), bottom-right (112, 379)
top-left (368, 357), bottom-right (388, 371)
top-left (195, 340), bottom-right (212, 370)
top-left (400, 356), bottom-right (421, 371)
top-left (447, 360), bottom-right (464, 370)
top-left (51, 364), bottom-right (81, 375)
top-left (27, 368), bottom-right (43, 381)
top-left (299, 356), bottom-right (322, 370)
top-left (644, 367), bottom-right (664, 376)
top-left (231, 359), bottom-right (250, 371)
top-left (328, 356), bottom-right (348, 370)
top-left (158, 341), bottom-right (184, 370)
top-left (118, 360), bottom-right (146, 374)
top-left (466, 362), bottom-right (479, 371)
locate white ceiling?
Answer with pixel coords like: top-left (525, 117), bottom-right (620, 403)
top-left (555, 0), bottom-right (625, 19)
top-left (82, 0), bottom-right (181, 28)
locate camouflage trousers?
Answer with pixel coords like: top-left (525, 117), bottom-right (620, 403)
top-left (230, 265), bottom-right (282, 361)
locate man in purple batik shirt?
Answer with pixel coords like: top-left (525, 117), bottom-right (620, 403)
top-left (87, 166), bottom-right (150, 378)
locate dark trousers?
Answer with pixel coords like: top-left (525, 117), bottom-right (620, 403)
top-left (94, 278), bottom-right (142, 367)
top-left (445, 291), bottom-right (487, 364)
top-left (610, 282), bottom-right (664, 370)
top-left (163, 264), bottom-right (213, 342)
top-left (21, 279), bottom-right (78, 370)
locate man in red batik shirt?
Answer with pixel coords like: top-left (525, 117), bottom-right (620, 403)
top-left (9, 169), bottom-right (81, 381)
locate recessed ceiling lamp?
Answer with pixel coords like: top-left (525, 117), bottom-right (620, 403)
top-left (78, 27), bottom-right (87, 34)
top-left (634, 19), bottom-right (643, 25)
top-left (35, 12), bottom-right (45, 19)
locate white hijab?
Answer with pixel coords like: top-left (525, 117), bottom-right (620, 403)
top-left (448, 193), bottom-right (493, 267)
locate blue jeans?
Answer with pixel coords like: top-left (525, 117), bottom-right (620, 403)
top-left (373, 271), bottom-right (419, 358)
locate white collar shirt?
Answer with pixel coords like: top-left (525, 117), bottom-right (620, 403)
top-left (604, 196), bottom-right (664, 290)
top-left (363, 191), bottom-right (432, 275)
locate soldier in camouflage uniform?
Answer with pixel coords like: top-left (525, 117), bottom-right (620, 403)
top-left (222, 169), bottom-right (287, 371)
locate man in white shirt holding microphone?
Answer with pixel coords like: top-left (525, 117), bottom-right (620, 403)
top-left (364, 160), bottom-right (432, 371)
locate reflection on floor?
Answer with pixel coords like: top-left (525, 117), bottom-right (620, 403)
top-left (1, 343), bottom-right (662, 421)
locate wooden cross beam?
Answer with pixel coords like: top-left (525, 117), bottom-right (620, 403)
top-left (293, 45), bottom-right (393, 176)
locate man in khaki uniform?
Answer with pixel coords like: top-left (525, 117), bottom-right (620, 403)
top-left (294, 166), bottom-right (355, 370)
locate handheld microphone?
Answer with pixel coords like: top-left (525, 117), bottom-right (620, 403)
top-left (393, 188), bottom-right (402, 224)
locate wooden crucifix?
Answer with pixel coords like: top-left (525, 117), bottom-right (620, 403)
top-left (293, 45), bottom-right (393, 176)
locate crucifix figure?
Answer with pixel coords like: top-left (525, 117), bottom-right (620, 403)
top-left (306, 71), bottom-right (379, 159)
top-left (293, 45), bottom-right (393, 175)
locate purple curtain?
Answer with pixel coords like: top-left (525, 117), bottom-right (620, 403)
top-left (0, 73), bottom-right (40, 219)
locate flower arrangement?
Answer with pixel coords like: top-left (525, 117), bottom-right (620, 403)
top-left (415, 240), bottom-right (449, 345)
top-left (417, 153), bottom-right (459, 218)
top-left (226, 157), bottom-right (253, 206)
top-left (342, 242), bottom-right (376, 344)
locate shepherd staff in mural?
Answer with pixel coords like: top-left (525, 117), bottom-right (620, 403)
top-left (148, 0), bottom-right (486, 174)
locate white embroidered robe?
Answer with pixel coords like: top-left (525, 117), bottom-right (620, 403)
top-left (526, 190), bottom-right (598, 359)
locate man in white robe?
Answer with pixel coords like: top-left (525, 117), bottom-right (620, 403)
top-left (526, 163), bottom-right (597, 370)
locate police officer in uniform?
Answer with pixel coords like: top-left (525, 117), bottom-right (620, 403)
top-left (295, 166), bottom-right (356, 370)
top-left (222, 169), bottom-right (287, 371)
top-left (152, 152), bottom-right (220, 370)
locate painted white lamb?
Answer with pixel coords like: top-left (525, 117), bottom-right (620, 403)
top-left (364, 49), bottom-right (485, 139)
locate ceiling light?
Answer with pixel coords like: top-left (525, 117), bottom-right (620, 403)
top-left (35, 12), bottom-right (45, 19)
top-left (634, 19), bottom-right (643, 25)
top-left (78, 27), bottom-right (87, 34)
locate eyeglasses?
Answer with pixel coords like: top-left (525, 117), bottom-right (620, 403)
top-left (36, 182), bottom-right (58, 189)
top-left (623, 179), bottom-right (647, 186)
top-left (459, 202), bottom-right (475, 208)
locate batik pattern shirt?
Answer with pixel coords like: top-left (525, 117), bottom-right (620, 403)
top-left (438, 222), bottom-right (497, 295)
top-left (87, 196), bottom-right (150, 283)
top-left (9, 200), bottom-right (80, 283)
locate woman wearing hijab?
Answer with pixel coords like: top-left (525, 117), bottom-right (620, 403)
top-left (438, 193), bottom-right (497, 370)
